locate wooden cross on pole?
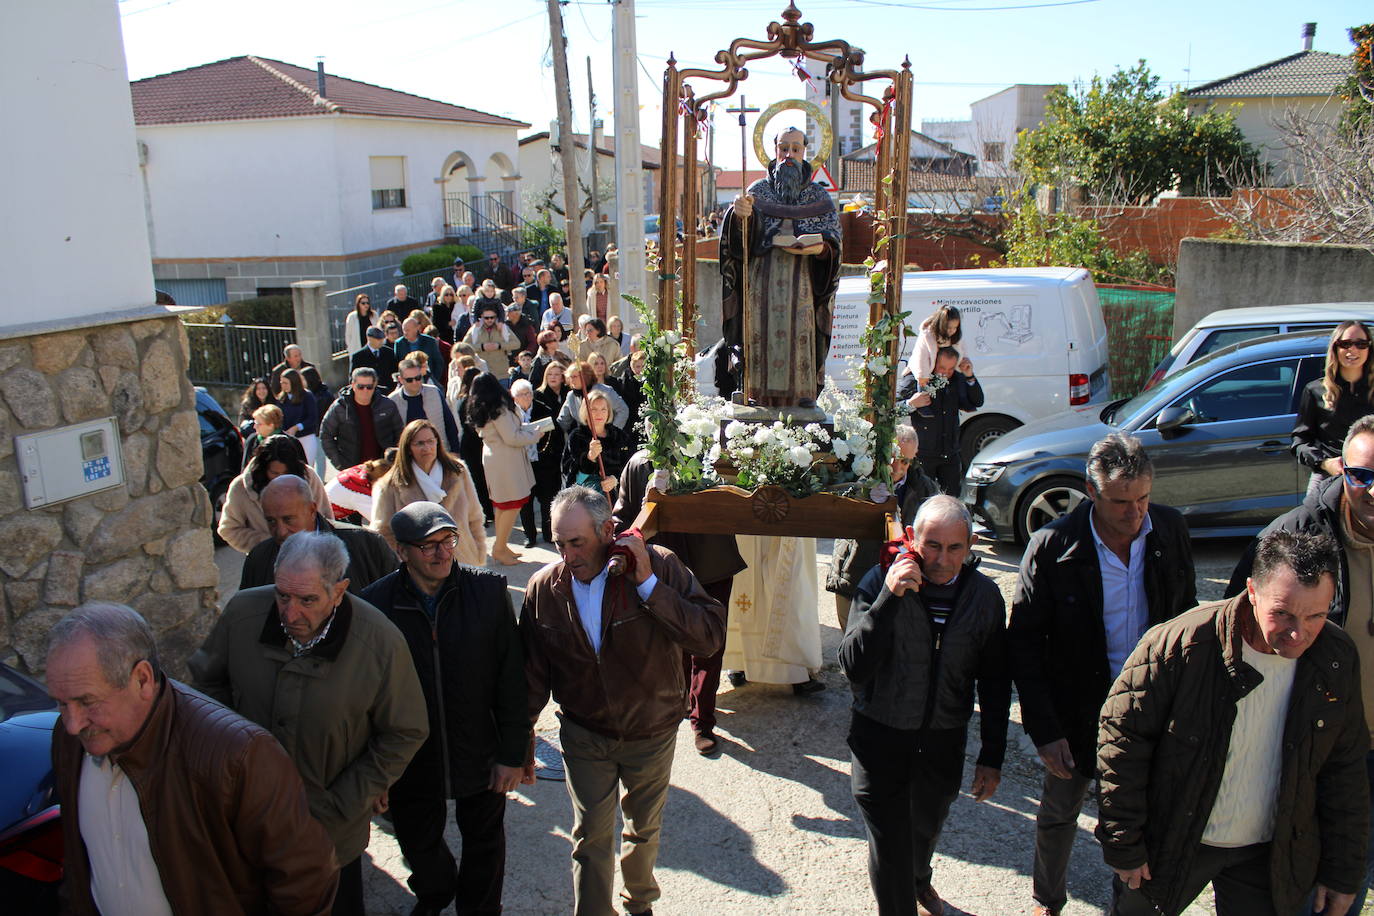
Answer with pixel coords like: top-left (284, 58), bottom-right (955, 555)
top-left (725, 95), bottom-right (760, 198)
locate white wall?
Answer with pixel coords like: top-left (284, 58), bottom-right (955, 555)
top-left (1, 0), bottom-right (154, 328)
top-left (1186, 96), bottom-right (1342, 186)
top-left (331, 118), bottom-right (519, 254)
top-left (970, 85), bottom-right (1052, 179)
top-left (139, 115), bottom-right (521, 260)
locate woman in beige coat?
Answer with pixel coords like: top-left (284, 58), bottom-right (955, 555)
top-left (370, 419), bottom-right (488, 566)
top-left (467, 372), bottom-right (550, 566)
top-left (218, 434), bottom-right (332, 553)
top-left (574, 318), bottom-right (622, 368)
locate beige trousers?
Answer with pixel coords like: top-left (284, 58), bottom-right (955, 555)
top-left (560, 715), bottom-right (678, 916)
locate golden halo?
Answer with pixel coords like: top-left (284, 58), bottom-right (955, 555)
top-left (751, 98), bottom-right (832, 172)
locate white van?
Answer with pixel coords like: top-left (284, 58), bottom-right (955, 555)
top-left (825, 267), bottom-right (1112, 459)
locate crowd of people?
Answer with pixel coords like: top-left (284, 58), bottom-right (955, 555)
top-left (43, 272), bottom-right (1374, 916)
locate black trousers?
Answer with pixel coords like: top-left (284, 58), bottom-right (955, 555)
top-left (918, 455), bottom-right (962, 496)
top-left (335, 856), bottom-right (365, 916)
top-left (390, 789), bottom-right (507, 915)
top-left (849, 712), bottom-right (967, 916)
top-left (1110, 842), bottom-right (1275, 916)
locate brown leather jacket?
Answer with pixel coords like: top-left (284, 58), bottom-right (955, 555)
top-left (52, 678), bottom-right (338, 915)
top-left (521, 544), bottom-right (725, 740)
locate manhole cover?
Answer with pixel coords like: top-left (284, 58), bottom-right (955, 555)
top-left (534, 733), bottom-right (565, 781)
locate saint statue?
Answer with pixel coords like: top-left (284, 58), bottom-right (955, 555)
top-left (716, 126), bottom-right (842, 411)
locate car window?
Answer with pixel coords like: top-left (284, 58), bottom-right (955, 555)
top-left (1171, 359), bottom-right (1298, 423)
top-left (1195, 326), bottom-right (1281, 359)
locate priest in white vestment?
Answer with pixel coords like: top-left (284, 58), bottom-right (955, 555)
top-left (723, 535), bottom-right (825, 693)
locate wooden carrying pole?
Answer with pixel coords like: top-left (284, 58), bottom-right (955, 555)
top-left (657, 60), bottom-right (681, 331)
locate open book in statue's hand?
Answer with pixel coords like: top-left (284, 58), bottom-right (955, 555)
top-left (772, 232), bottom-right (823, 249)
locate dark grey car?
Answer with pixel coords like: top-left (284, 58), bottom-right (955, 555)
top-left (963, 332), bottom-right (1328, 544)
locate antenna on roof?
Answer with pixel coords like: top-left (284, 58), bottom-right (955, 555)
top-left (1301, 22), bottom-right (1316, 52)
top-left (315, 58), bottom-right (327, 98)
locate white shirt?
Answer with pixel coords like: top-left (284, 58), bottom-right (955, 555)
top-left (1202, 640), bottom-right (1298, 846)
top-left (1091, 510), bottom-right (1153, 678)
top-left (78, 753), bottom-right (174, 916)
top-left (571, 566), bottom-right (658, 653)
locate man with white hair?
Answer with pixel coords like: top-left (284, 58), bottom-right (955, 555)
top-left (542, 292), bottom-right (573, 335)
top-left (510, 379), bottom-right (546, 548)
top-left (840, 495), bottom-right (1012, 916)
top-left (191, 531), bottom-right (428, 916)
top-left (386, 282), bottom-right (418, 317)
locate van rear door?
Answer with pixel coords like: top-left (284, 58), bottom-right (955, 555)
top-left (1061, 271), bottom-right (1111, 404)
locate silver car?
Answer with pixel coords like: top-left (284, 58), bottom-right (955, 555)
top-left (964, 332), bottom-right (1328, 544)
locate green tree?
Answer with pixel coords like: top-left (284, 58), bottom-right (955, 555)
top-left (1340, 23), bottom-right (1373, 134)
top-left (1014, 61), bottom-right (1262, 204)
top-left (996, 197), bottom-right (1169, 284)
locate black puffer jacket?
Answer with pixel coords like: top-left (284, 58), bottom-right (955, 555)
top-left (1097, 594), bottom-right (1368, 916)
top-left (1226, 476), bottom-right (1350, 625)
top-left (360, 564), bottom-right (529, 800)
top-left (318, 387), bottom-right (404, 470)
top-left (1008, 500), bottom-right (1196, 777)
top-left (840, 560), bottom-right (1011, 768)
top-left (896, 370), bottom-right (983, 461)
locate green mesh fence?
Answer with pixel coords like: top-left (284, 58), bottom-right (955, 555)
top-left (1097, 285), bottom-right (1176, 398)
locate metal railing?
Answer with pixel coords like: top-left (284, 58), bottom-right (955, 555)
top-left (185, 320), bottom-right (296, 387)
top-left (326, 268), bottom-right (465, 356)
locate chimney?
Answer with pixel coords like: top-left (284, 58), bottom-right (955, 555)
top-left (1302, 22), bottom-right (1316, 52)
top-left (316, 59), bottom-right (327, 98)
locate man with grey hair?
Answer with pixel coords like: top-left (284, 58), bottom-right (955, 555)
top-left (389, 356), bottom-right (461, 452)
top-left (827, 423), bottom-right (939, 630)
top-left (1008, 432), bottom-right (1196, 916)
top-left (319, 366), bottom-right (404, 471)
top-left (510, 378), bottom-right (545, 548)
top-left (841, 495), bottom-right (1010, 916)
top-left (270, 342), bottom-right (332, 410)
top-left (191, 532), bottom-right (428, 916)
top-left (239, 474), bottom-right (396, 592)
top-left (521, 486), bottom-right (725, 916)
top-left (48, 603), bottom-right (339, 915)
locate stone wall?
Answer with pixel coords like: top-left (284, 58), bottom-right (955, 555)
top-left (0, 314), bottom-right (220, 676)
top-left (1174, 239), bottom-right (1374, 338)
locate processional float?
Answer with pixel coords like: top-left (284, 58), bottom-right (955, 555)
top-left (634, 2), bottom-right (915, 542)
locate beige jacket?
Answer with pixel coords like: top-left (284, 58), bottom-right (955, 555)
top-left (575, 334), bottom-right (622, 368)
top-left (370, 464), bottom-right (488, 565)
top-left (477, 409), bottom-right (542, 503)
top-left (218, 466), bottom-right (332, 553)
top-left (464, 323), bottom-right (519, 375)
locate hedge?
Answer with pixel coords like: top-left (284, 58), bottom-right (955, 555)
top-left (178, 295), bottom-right (294, 326)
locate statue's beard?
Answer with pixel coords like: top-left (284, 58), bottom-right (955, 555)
top-left (770, 157), bottom-right (808, 204)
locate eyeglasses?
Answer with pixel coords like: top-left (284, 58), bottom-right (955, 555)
top-left (406, 536), bottom-right (458, 557)
top-left (402, 375), bottom-right (423, 383)
top-left (354, 384), bottom-right (375, 391)
top-left (1344, 466), bottom-right (1374, 488)
top-left (1335, 340), bottom-right (1371, 351)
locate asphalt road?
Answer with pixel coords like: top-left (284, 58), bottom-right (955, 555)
top-left (213, 531), bottom-right (1247, 915)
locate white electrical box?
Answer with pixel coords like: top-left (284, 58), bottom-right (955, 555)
top-left (16, 417), bottom-right (125, 509)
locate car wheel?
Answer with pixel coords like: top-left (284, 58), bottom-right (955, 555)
top-left (960, 415), bottom-right (1021, 468)
top-left (1015, 475), bottom-right (1087, 544)
top-left (208, 481), bottom-right (230, 547)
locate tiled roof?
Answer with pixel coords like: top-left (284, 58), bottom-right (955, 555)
top-left (132, 56), bottom-right (528, 127)
top-left (519, 131), bottom-right (710, 170)
top-left (1186, 51), bottom-right (1354, 99)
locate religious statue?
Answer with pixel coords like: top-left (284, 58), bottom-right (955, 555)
top-left (716, 124), bottom-right (841, 412)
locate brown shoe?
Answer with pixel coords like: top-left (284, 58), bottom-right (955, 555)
top-left (916, 884), bottom-right (945, 916)
top-left (694, 731), bottom-right (719, 755)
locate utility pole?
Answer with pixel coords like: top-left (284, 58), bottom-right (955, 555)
top-left (546, 0), bottom-right (586, 316)
top-left (610, 0), bottom-right (645, 317)
top-left (586, 57), bottom-right (603, 230)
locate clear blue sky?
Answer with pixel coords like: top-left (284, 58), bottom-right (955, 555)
top-left (119, 0), bottom-right (1370, 170)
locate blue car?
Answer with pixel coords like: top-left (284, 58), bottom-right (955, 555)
top-left (0, 662), bottom-right (60, 913)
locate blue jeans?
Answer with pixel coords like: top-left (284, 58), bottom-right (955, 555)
top-left (1306, 749), bottom-right (1374, 915)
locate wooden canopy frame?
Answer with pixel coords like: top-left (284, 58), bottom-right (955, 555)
top-left (655, 1), bottom-right (914, 365)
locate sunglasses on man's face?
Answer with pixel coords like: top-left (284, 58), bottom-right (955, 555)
top-left (1336, 339), bottom-right (1371, 351)
top-left (1344, 465), bottom-right (1374, 488)
top-left (402, 375), bottom-right (423, 383)
top-left (354, 384), bottom-right (375, 391)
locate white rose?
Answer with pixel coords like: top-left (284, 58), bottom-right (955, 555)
top-left (788, 445), bottom-right (813, 468)
top-left (664, 330), bottom-right (681, 345)
top-left (681, 437), bottom-right (703, 457)
top-left (831, 439), bottom-right (852, 460)
top-left (852, 455), bottom-right (875, 477)
top-left (847, 435), bottom-right (870, 456)
top-left (738, 446), bottom-right (755, 458)
top-left (867, 356), bottom-right (890, 377)
top-left (725, 420), bottom-right (749, 439)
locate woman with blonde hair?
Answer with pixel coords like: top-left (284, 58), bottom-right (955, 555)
top-left (370, 419), bottom-right (487, 564)
top-left (431, 284), bottom-right (459, 343)
top-left (565, 388), bottom-right (631, 498)
top-left (1292, 319), bottom-right (1374, 497)
top-left (557, 360), bottom-right (629, 432)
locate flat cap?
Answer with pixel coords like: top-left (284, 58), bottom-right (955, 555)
top-left (390, 501), bottom-right (458, 544)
